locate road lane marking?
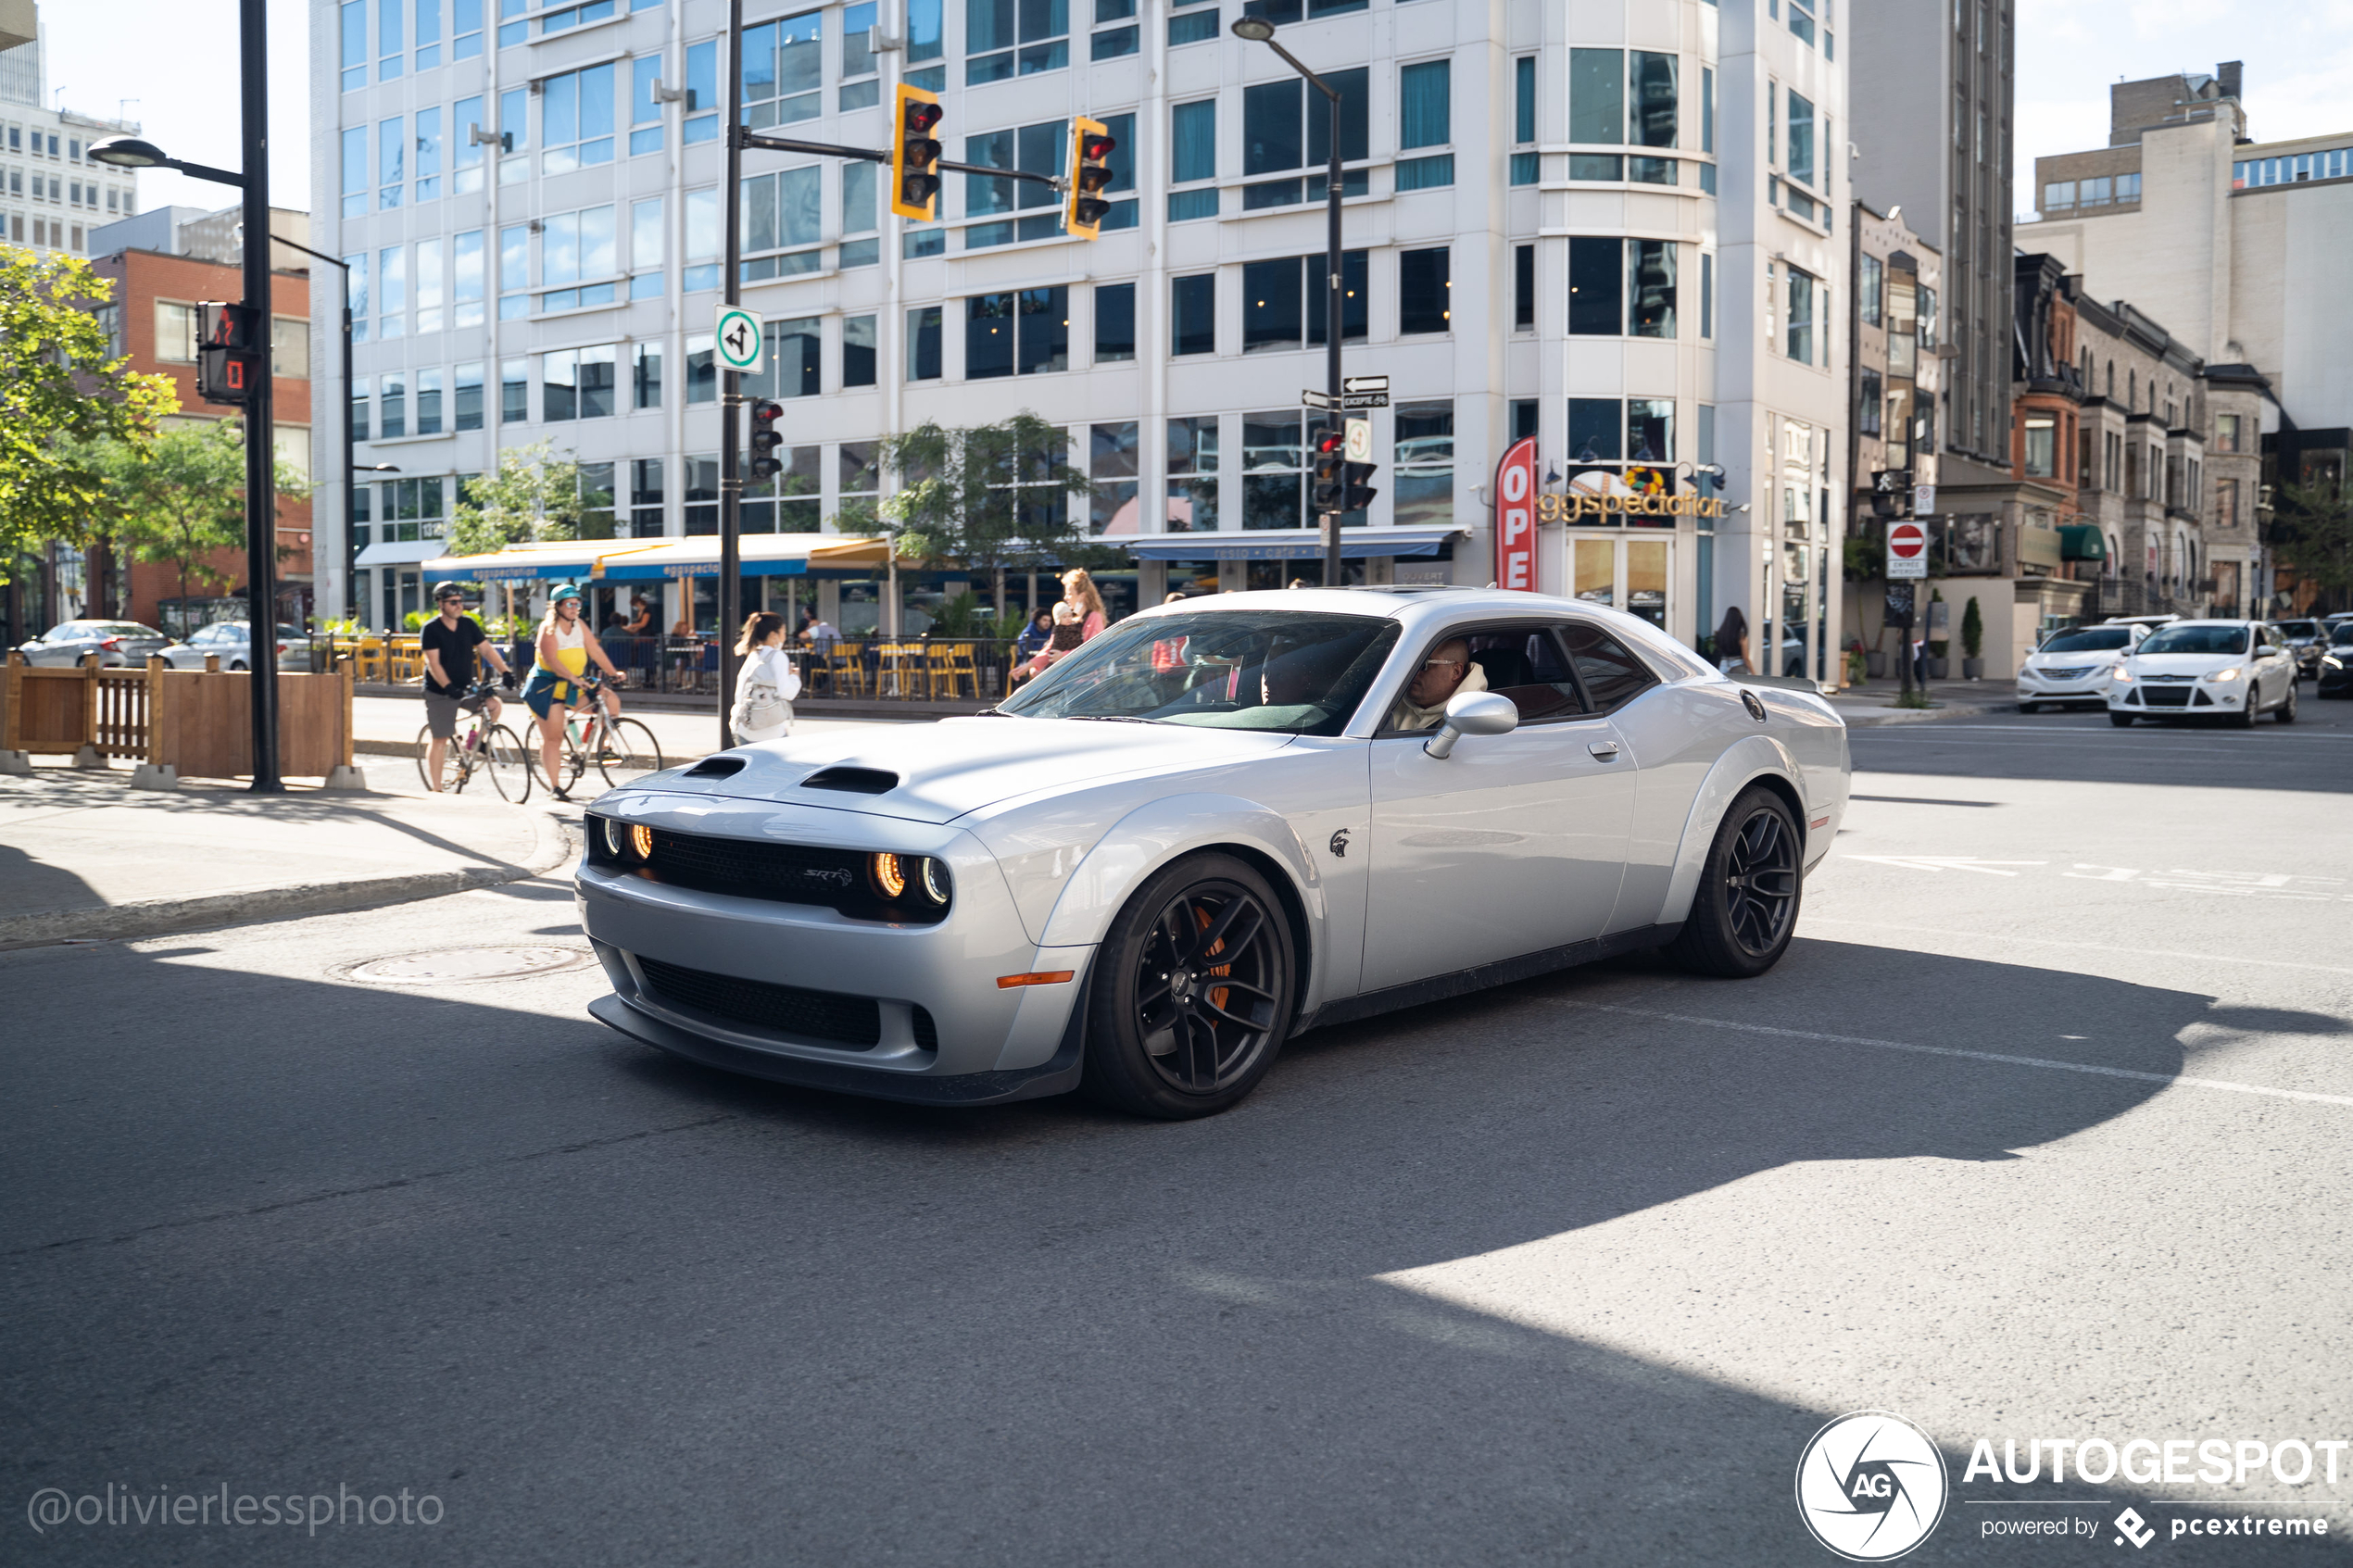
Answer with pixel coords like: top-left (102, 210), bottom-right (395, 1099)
top-left (1557, 1001), bottom-right (2353, 1109)
top-left (1843, 856), bottom-right (2047, 875)
top-left (1831, 857), bottom-right (2353, 902)
top-left (1802, 916), bottom-right (2353, 979)
top-left (1847, 795), bottom-right (2004, 807)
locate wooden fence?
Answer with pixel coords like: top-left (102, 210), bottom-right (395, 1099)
top-left (3, 654), bottom-right (355, 781)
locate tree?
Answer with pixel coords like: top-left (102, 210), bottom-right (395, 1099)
top-left (852, 413), bottom-right (1096, 609)
top-left (446, 440), bottom-right (582, 559)
top-left (0, 250), bottom-right (178, 580)
top-left (85, 419), bottom-right (308, 632)
top-left (2268, 479), bottom-right (2353, 613)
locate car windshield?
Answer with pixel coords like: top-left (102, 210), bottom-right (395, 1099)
top-left (2136, 625), bottom-right (2249, 656)
top-left (2275, 621), bottom-right (2320, 638)
top-left (2040, 627), bottom-right (2132, 652)
top-left (2333, 625), bottom-right (2353, 646)
top-left (998, 610), bottom-right (1401, 735)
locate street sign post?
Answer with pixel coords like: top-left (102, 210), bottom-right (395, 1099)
top-left (1887, 520), bottom-right (1928, 580)
top-left (1305, 387), bottom-right (1389, 409)
top-left (715, 307), bottom-right (763, 373)
top-left (1341, 391), bottom-right (1387, 409)
top-left (1300, 388), bottom-right (1334, 410)
top-left (1342, 375), bottom-right (1388, 395)
top-left (1343, 417), bottom-right (1372, 462)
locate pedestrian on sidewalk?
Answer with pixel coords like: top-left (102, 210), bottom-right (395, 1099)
top-left (1713, 606), bottom-right (1751, 674)
top-left (1059, 569), bottom-right (1110, 641)
top-left (420, 583), bottom-right (517, 791)
top-left (729, 612), bottom-right (802, 744)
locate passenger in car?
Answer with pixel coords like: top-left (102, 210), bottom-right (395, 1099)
top-left (1386, 637), bottom-right (1488, 731)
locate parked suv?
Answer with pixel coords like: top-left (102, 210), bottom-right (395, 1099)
top-left (2271, 618), bottom-right (2326, 679)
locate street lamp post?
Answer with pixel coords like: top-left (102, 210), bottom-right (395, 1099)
top-left (1231, 16), bottom-right (1345, 589)
top-left (266, 237), bottom-right (363, 629)
top-left (90, 0), bottom-right (282, 791)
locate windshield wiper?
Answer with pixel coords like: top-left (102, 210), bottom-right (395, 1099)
top-left (1066, 713), bottom-right (1162, 724)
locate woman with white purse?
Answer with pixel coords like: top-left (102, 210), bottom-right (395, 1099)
top-left (729, 611), bottom-right (802, 744)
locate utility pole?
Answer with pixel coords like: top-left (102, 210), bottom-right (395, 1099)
top-left (239, 0), bottom-right (280, 792)
top-left (717, 0), bottom-right (748, 751)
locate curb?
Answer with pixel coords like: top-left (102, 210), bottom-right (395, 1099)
top-left (1840, 701), bottom-right (2019, 728)
top-left (0, 808), bottom-right (577, 950)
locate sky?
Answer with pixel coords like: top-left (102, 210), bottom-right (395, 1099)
top-left (31, 1), bottom-right (2353, 228)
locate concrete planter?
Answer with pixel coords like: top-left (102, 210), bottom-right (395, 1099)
top-left (1866, 650), bottom-right (1889, 678)
top-left (1927, 658), bottom-right (1952, 680)
top-left (1962, 658), bottom-right (1985, 680)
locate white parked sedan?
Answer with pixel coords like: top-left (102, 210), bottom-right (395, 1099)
top-left (156, 621), bottom-right (312, 672)
top-left (575, 588), bottom-right (1852, 1119)
top-left (2107, 619), bottom-right (2297, 727)
top-left (2017, 622), bottom-right (2144, 711)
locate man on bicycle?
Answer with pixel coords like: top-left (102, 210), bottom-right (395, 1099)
top-left (420, 582), bottom-right (517, 792)
top-left (523, 583), bottom-right (629, 800)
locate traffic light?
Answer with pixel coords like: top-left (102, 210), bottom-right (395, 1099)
top-left (1310, 421), bottom-right (1346, 511)
top-left (195, 301), bottom-right (262, 407)
top-left (1065, 116), bottom-right (1116, 240)
top-left (1339, 458), bottom-right (1379, 514)
top-left (749, 400), bottom-right (785, 481)
top-left (890, 84), bottom-right (944, 220)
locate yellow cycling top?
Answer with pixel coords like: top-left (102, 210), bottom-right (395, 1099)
top-left (537, 620), bottom-right (590, 678)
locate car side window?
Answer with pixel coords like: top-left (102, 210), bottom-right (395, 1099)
top-left (1561, 622), bottom-right (1660, 715)
top-left (1465, 627), bottom-right (1587, 723)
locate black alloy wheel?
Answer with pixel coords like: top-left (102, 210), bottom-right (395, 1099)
top-left (1083, 854), bottom-right (1295, 1119)
top-left (1665, 785), bottom-right (1803, 978)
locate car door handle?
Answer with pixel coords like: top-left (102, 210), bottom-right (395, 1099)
top-left (1588, 740), bottom-right (1620, 760)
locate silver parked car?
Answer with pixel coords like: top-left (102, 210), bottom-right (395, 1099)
top-left (14, 620), bottom-right (172, 667)
top-left (577, 588), bottom-right (1852, 1119)
top-left (156, 621), bottom-right (313, 672)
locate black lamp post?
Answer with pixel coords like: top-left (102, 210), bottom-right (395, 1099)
top-left (1230, 14), bottom-right (1345, 589)
top-left (92, 0), bottom-right (282, 791)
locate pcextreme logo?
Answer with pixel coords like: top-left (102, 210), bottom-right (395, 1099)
top-left (1795, 1411), bottom-right (1951, 1561)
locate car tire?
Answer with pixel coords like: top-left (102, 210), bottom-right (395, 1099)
top-left (1081, 853), bottom-right (1297, 1120)
top-left (2109, 710), bottom-right (2134, 727)
top-left (2278, 681), bottom-right (2297, 724)
top-left (2018, 701), bottom-right (2038, 714)
top-left (1664, 785), bottom-right (1804, 980)
top-left (2232, 693), bottom-right (2259, 728)
top-left (230, 660), bottom-right (247, 672)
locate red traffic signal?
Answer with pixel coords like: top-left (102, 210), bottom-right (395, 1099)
top-left (890, 84), bottom-right (945, 220)
top-left (195, 301), bottom-right (263, 406)
top-left (1065, 116), bottom-right (1117, 240)
top-left (749, 399), bottom-right (786, 481)
top-left (1310, 423), bottom-right (1347, 510)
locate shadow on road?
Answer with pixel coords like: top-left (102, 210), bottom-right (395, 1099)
top-left (4, 928), bottom-right (2346, 1565)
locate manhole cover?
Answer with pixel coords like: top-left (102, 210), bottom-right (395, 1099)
top-left (336, 945), bottom-right (597, 985)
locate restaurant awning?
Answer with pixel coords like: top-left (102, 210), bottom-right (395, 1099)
top-left (1121, 527), bottom-right (1466, 562)
top-left (2058, 524), bottom-right (2107, 560)
top-left (417, 539), bottom-right (668, 583)
top-left (588, 534), bottom-right (900, 580)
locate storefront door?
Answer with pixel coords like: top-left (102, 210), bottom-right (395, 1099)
top-left (1567, 536), bottom-right (1671, 631)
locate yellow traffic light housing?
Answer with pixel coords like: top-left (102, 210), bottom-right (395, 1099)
top-left (1065, 116), bottom-right (1116, 240)
top-left (890, 84), bottom-right (944, 221)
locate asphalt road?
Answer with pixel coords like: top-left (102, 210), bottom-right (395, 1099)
top-left (6, 692), bottom-right (2352, 1564)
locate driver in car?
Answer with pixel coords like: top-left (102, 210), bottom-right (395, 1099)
top-left (1386, 637), bottom-right (1488, 730)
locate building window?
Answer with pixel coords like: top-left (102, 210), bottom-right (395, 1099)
top-left (965, 119), bottom-right (1066, 248)
top-left (1514, 245), bottom-right (1535, 331)
top-left (1172, 273), bottom-right (1215, 357)
top-left (906, 0), bottom-right (946, 86)
top-left (1627, 399), bottom-right (1673, 464)
top-left (451, 229), bottom-right (484, 327)
top-left (838, 445), bottom-right (880, 531)
top-left (1399, 247), bottom-right (1451, 335)
top-left (1092, 0), bottom-right (1139, 60)
top-left (340, 126), bottom-right (367, 218)
top-left (501, 358), bottom-right (528, 422)
top-left (2118, 172), bottom-right (2141, 201)
top-left (1241, 411), bottom-right (1305, 531)
top-left (629, 197), bottom-right (664, 298)
top-left (1700, 251), bottom-right (1714, 339)
top-left (907, 306), bottom-right (942, 381)
top-left (497, 86), bottom-right (528, 183)
top-left (683, 39), bottom-right (719, 143)
top-left (686, 333), bottom-right (716, 403)
top-left (1090, 420), bottom-right (1140, 533)
top-left (1568, 237), bottom-right (1619, 335)
top-left (743, 317), bottom-right (821, 398)
top-left (1242, 251), bottom-right (1367, 352)
top-left (379, 115), bottom-right (405, 208)
top-left (1570, 48), bottom-right (1622, 144)
top-left (379, 0), bottom-right (404, 77)
top-left (381, 371), bottom-right (408, 439)
top-left (1512, 56), bottom-right (1538, 185)
top-left (1171, 98), bottom-right (1218, 223)
top-left (1859, 368), bottom-right (1883, 436)
top-left (684, 188), bottom-right (721, 292)
top-left (740, 166), bottom-right (823, 279)
top-left (1629, 240), bottom-right (1676, 338)
top-left (2215, 412), bottom-right (2242, 453)
top-left (1859, 253), bottom-right (1882, 326)
top-left (1096, 282), bottom-right (1136, 363)
top-left (1167, 417), bottom-right (1218, 531)
top-left (965, 291), bottom-right (1063, 379)
top-left (1167, 0), bottom-right (1218, 45)
top-left (455, 362), bottom-right (484, 431)
top-left (350, 377), bottom-right (371, 443)
top-left (1785, 90), bottom-right (1815, 188)
top-left (740, 10), bottom-right (824, 131)
top-left (414, 238), bottom-right (445, 332)
top-left (969, 0), bottom-right (1068, 85)
top-left (341, 0), bottom-right (367, 91)
top-left (1242, 69), bottom-right (1368, 208)
top-left (630, 56), bottom-right (665, 157)
top-left (154, 300), bottom-right (198, 363)
top-left (631, 458), bottom-right (664, 537)
top-left (1397, 59), bottom-right (1453, 190)
top-left (378, 245), bottom-right (407, 339)
top-left (1510, 399), bottom-right (1540, 443)
top-left (684, 456), bottom-right (719, 533)
top-left (414, 107), bottom-right (443, 202)
top-left (2022, 415), bottom-right (2057, 478)
top-left (415, 369), bottom-right (444, 436)
top-left (1785, 266), bottom-right (1817, 363)
top-left (841, 316), bottom-right (877, 387)
top-left (2081, 174), bottom-right (2112, 206)
top-left (632, 342), bottom-right (661, 408)
top-left (541, 62), bottom-right (617, 173)
top-left (539, 206), bottom-right (617, 311)
top-left (2043, 180), bottom-right (2074, 212)
top-left (1393, 401), bottom-right (1453, 529)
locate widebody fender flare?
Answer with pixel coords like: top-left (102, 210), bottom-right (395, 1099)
top-left (1654, 734), bottom-right (1811, 928)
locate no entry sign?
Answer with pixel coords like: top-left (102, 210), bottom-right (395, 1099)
top-left (1887, 520), bottom-right (1928, 580)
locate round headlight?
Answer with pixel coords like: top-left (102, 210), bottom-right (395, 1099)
top-left (601, 816), bottom-right (628, 858)
top-left (871, 852), bottom-right (907, 898)
top-left (631, 822), bottom-right (654, 860)
top-left (919, 856), bottom-right (951, 906)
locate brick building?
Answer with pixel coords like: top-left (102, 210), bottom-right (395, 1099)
top-left (86, 244), bottom-right (318, 633)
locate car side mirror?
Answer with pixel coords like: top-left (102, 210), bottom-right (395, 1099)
top-left (1424, 691), bottom-right (1518, 759)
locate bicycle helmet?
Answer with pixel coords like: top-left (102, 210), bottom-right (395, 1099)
top-left (430, 580), bottom-right (466, 601)
top-left (548, 583), bottom-right (585, 605)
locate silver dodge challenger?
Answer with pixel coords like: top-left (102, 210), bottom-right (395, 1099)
top-left (577, 587), bottom-right (1850, 1119)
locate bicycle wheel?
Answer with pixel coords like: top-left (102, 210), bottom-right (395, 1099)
top-left (597, 717), bottom-right (664, 787)
top-left (482, 725), bottom-right (533, 803)
top-left (413, 725), bottom-right (440, 791)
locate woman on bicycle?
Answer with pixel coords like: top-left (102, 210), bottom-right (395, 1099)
top-left (523, 583), bottom-right (627, 799)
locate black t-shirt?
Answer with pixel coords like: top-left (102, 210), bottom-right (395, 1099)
top-left (421, 615), bottom-right (487, 696)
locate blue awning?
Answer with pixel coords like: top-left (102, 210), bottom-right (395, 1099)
top-left (1120, 527), bottom-right (1465, 562)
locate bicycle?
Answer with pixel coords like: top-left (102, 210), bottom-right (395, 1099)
top-left (416, 682), bottom-right (533, 801)
top-left (552, 672), bottom-right (664, 796)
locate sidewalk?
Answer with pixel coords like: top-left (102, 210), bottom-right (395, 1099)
top-left (0, 759), bottom-right (573, 947)
top-left (1828, 677), bottom-right (2021, 727)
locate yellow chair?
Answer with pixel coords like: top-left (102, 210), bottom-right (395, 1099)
top-left (826, 642), bottom-right (868, 697)
top-left (927, 642), bottom-right (977, 699)
top-left (875, 642), bottom-right (926, 698)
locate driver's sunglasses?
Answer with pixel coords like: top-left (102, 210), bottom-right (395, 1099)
top-left (1420, 657), bottom-right (1466, 671)
top-left (437, 596), bottom-right (463, 606)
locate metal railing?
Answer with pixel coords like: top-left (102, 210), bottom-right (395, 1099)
top-left (326, 633), bottom-right (1018, 702)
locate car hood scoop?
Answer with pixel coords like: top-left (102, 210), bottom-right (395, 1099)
top-left (644, 716), bottom-right (1297, 822)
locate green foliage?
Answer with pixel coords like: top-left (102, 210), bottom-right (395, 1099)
top-left (0, 250), bottom-right (179, 581)
top-left (869, 413), bottom-right (1095, 577)
top-left (1959, 596), bottom-right (1983, 657)
top-left (1843, 533), bottom-right (1886, 583)
top-left (447, 440), bottom-right (582, 559)
top-left (82, 419), bottom-right (308, 613)
top-left (2268, 479), bottom-right (2353, 608)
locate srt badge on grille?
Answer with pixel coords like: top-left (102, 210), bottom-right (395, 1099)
top-left (800, 867), bottom-right (854, 887)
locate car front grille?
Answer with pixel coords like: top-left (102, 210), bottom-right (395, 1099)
top-left (637, 956), bottom-right (883, 1047)
top-left (586, 822), bottom-right (945, 924)
top-left (2039, 664), bottom-right (2096, 681)
top-left (2141, 686), bottom-right (2193, 708)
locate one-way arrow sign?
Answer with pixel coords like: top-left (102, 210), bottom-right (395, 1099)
top-left (1343, 375), bottom-right (1389, 394)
